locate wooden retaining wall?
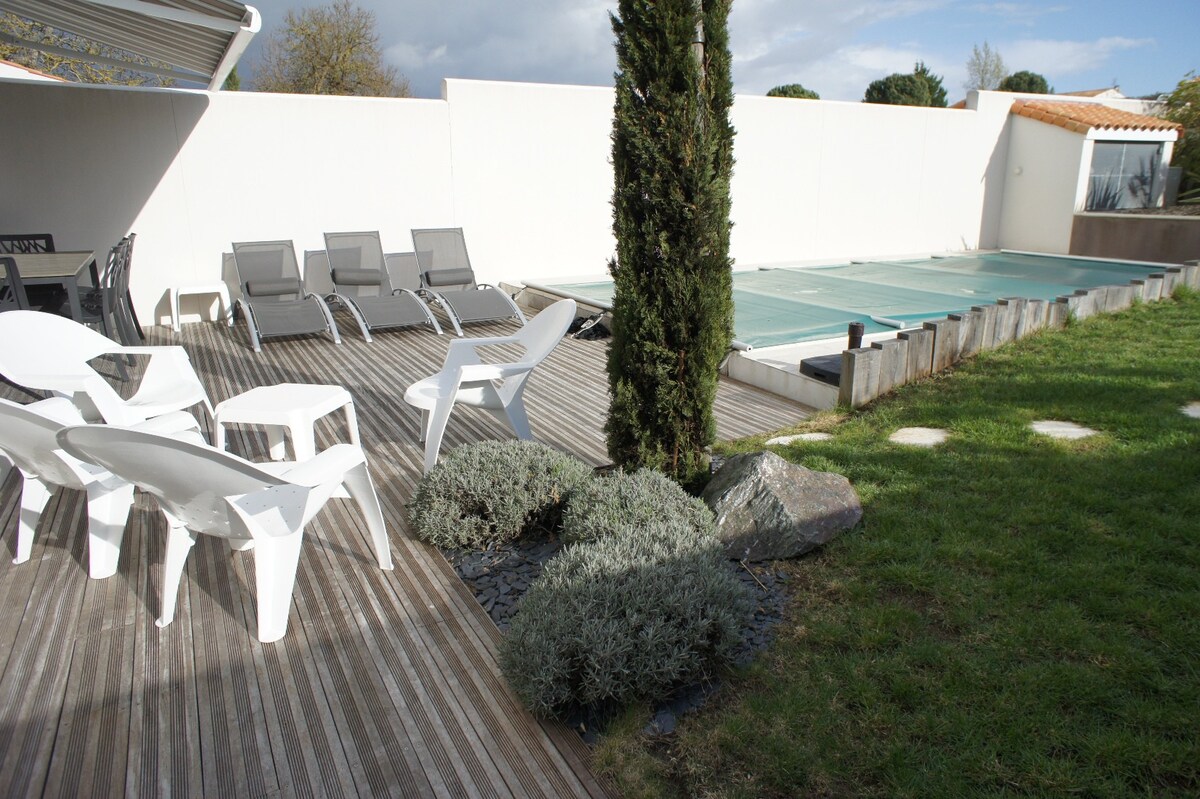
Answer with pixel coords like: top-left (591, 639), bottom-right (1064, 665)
top-left (838, 263), bottom-right (1200, 408)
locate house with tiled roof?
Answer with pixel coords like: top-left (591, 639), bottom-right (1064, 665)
top-left (998, 98), bottom-right (1182, 254)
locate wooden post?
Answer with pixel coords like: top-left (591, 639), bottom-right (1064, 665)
top-left (871, 337), bottom-right (909, 395)
top-left (951, 309), bottom-right (983, 358)
top-left (925, 317), bottom-right (961, 373)
top-left (898, 327), bottom-right (934, 382)
top-left (1046, 299), bottom-right (1069, 329)
top-left (972, 304), bottom-right (998, 352)
top-left (838, 347), bottom-right (881, 408)
top-left (1105, 284), bottom-right (1133, 313)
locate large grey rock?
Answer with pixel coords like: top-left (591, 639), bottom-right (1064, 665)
top-left (702, 451), bottom-right (862, 562)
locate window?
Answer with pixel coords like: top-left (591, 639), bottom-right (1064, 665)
top-left (1085, 142), bottom-right (1163, 211)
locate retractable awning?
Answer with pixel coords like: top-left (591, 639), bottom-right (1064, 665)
top-left (0, 0), bottom-right (259, 90)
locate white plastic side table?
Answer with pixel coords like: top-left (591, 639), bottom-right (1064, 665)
top-left (214, 383), bottom-right (359, 461)
top-left (170, 282), bottom-right (234, 333)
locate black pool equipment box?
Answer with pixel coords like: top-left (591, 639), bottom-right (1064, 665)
top-left (799, 353), bottom-right (843, 387)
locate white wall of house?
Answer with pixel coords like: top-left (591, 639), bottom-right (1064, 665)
top-left (3, 76), bottom-right (1133, 328)
top-left (998, 117), bottom-right (1089, 253)
top-left (999, 118), bottom-right (1177, 254)
top-left (728, 93), bottom-right (1014, 266)
top-left (0, 79), bottom-right (454, 325)
top-left (442, 79), bottom-right (617, 282)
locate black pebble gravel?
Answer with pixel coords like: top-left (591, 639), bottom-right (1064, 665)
top-left (443, 537), bottom-right (790, 741)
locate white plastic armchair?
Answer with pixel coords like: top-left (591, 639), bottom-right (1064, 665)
top-left (0, 310), bottom-right (214, 430)
top-left (57, 425), bottom-right (394, 643)
top-left (0, 397), bottom-right (201, 579)
top-left (403, 298), bottom-right (575, 473)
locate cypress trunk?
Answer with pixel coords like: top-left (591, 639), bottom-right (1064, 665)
top-left (606, 0), bottom-right (735, 489)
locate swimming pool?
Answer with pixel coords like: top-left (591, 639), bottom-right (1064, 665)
top-left (540, 251), bottom-right (1162, 349)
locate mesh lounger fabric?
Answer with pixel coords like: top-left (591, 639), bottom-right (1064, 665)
top-left (232, 241), bottom-right (335, 344)
top-left (433, 286), bottom-right (519, 322)
top-left (323, 232), bottom-right (438, 333)
top-left (410, 227), bottom-right (521, 328)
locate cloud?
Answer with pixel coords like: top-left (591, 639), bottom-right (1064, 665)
top-left (728, 1), bottom-right (955, 99)
top-left (1001, 36), bottom-right (1154, 77)
top-left (969, 3), bottom-right (1069, 27)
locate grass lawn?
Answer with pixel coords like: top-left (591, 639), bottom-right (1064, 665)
top-left (595, 290), bottom-right (1200, 798)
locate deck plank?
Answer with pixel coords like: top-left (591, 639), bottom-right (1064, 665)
top-left (0, 314), bottom-right (812, 797)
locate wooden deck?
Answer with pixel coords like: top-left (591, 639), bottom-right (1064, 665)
top-left (0, 311), bottom-right (813, 798)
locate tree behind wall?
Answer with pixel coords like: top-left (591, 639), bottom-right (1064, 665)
top-left (965, 41), bottom-right (1006, 90)
top-left (1163, 72), bottom-right (1200, 200)
top-left (998, 70), bottom-right (1051, 94)
top-left (913, 61), bottom-right (948, 107)
top-left (767, 83), bottom-right (819, 99)
top-left (863, 73), bottom-right (932, 106)
top-left (251, 0), bottom-right (410, 97)
top-left (607, 0), bottom-right (735, 489)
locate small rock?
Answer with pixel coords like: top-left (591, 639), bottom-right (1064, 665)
top-left (702, 451), bottom-right (862, 562)
top-left (644, 709), bottom-right (677, 736)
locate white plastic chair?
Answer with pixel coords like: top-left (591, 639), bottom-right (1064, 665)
top-left (57, 425), bottom-right (394, 643)
top-left (0, 309), bottom-right (214, 430)
top-left (403, 298), bottom-right (575, 473)
top-left (0, 397), bottom-right (201, 579)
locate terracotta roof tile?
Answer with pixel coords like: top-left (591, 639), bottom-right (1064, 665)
top-left (1010, 99), bottom-right (1183, 135)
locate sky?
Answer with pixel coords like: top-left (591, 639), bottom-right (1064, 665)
top-left (239, 1), bottom-right (1199, 102)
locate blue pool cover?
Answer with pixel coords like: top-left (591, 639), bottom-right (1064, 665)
top-left (549, 252), bottom-right (1160, 349)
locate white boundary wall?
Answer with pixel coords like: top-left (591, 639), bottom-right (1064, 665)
top-left (0, 76), bottom-right (1112, 326)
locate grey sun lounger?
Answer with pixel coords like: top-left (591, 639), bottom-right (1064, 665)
top-left (410, 228), bottom-right (525, 336)
top-left (231, 240), bottom-right (341, 353)
top-left (322, 231), bottom-right (442, 340)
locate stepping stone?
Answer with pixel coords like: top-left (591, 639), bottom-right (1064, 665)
top-left (1030, 420), bottom-right (1097, 440)
top-left (889, 427), bottom-right (949, 447)
top-left (1182, 402), bottom-right (1200, 419)
top-left (766, 432), bottom-right (833, 446)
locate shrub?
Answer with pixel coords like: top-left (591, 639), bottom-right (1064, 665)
top-left (998, 70), bottom-right (1051, 94)
top-left (407, 440), bottom-right (592, 549)
top-left (561, 468), bottom-right (715, 544)
top-left (863, 72), bottom-right (932, 106)
top-left (501, 519), bottom-right (750, 717)
top-left (767, 83), bottom-right (819, 99)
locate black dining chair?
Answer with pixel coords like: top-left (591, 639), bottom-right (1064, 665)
top-left (0, 234), bottom-right (66, 313)
top-left (1, 256), bottom-right (31, 312)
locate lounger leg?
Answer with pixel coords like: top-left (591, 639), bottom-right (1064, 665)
top-left (14, 473), bottom-right (51, 565)
top-left (340, 299), bottom-right (373, 344)
top-left (315, 297), bottom-right (343, 345)
top-left (84, 481), bottom-right (134, 579)
top-left (157, 518), bottom-right (196, 630)
top-left (341, 461), bottom-right (392, 570)
top-left (423, 398), bottom-right (456, 474)
top-left (432, 296), bottom-right (464, 336)
top-left (240, 301), bottom-right (263, 353)
top-left (251, 530), bottom-right (304, 643)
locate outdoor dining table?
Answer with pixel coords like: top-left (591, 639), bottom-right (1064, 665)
top-left (5, 250), bottom-right (97, 322)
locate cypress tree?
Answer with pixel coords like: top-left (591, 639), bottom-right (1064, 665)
top-left (606, 0), bottom-right (735, 489)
